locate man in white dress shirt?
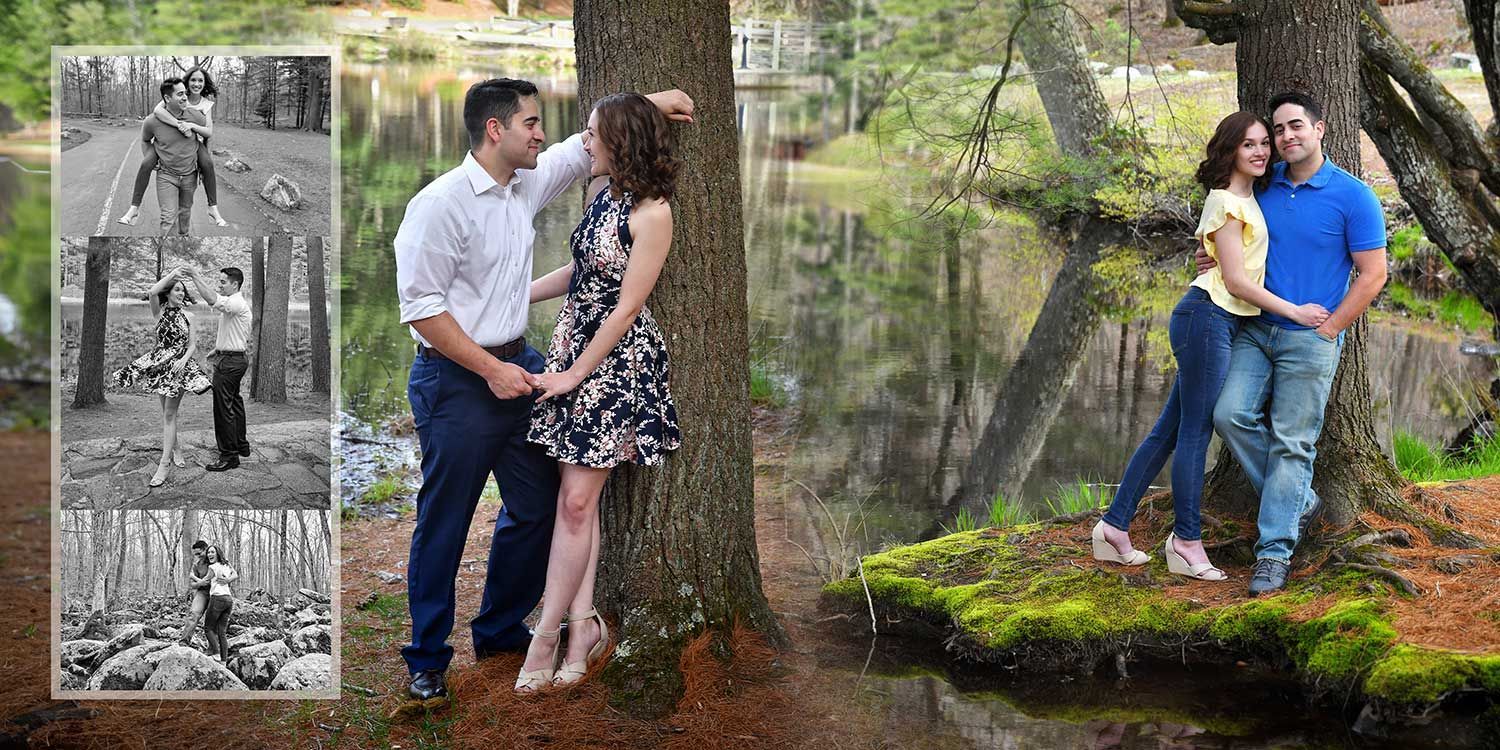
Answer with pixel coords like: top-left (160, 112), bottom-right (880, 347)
top-left (184, 266), bottom-right (253, 471)
top-left (393, 78), bottom-right (693, 704)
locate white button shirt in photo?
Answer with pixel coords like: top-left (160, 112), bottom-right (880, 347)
top-left (211, 291), bottom-right (252, 352)
top-left (395, 134), bottom-right (590, 348)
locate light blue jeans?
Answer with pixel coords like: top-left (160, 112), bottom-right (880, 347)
top-left (1212, 318), bottom-right (1342, 563)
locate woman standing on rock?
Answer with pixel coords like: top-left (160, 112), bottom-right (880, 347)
top-left (202, 544), bottom-right (239, 662)
top-left (517, 92), bottom-right (683, 693)
top-left (111, 268), bottom-right (212, 488)
top-left (1090, 111), bottom-right (1330, 581)
top-left (116, 65), bottom-right (229, 228)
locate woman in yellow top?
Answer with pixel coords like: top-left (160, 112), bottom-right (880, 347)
top-left (1090, 112), bottom-right (1330, 580)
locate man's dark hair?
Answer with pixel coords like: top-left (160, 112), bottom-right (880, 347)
top-left (221, 267), bottom-right (244, 289)
top-left (192, 540), bottom-right (208, 551)
top-left (1268, 91), bottom-right (1323, 125)
top-left (463, 78), bottom-right (539, 149)
top-left (160, 77), bottom-right (185, 101)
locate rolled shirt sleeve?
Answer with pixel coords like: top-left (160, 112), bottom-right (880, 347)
top-left (524, 132), bottom-right (591, 212)
top-left (395, 193), bottom-right (465, 325)
top-left (210, 292), bottom-right (246, 316)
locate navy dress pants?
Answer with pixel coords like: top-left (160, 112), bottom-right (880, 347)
top-left (401, 345), bottom-right (558, 674)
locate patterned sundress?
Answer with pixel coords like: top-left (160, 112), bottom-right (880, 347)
top-left (527, 185), bottom-right (682, 468)
top-left (111, 306), bottom-right (212, 397)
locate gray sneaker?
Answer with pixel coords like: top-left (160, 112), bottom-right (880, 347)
top-left (1248, 558), bottom-right (1290, 596)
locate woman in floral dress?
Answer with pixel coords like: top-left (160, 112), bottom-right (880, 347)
top-left (112, 268), bottom-right (212, 487)
top-left (517, 92), bottom-right (682, 692)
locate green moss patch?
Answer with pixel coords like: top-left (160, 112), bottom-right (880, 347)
top-left (824, 526), bottom-right (1500, 712)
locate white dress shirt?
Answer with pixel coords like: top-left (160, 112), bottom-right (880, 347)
top-left (208, 562), bottom-right (237, 597)
top-left (395, 135), bottom-right (590, 348)
top-left (210, 291), bottom-right (252, 352)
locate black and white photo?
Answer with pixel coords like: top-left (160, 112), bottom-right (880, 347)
top-left (57, 508), bottom-right (335, 696)
top-left (60, 235), bottom-right (332, 509)
top-left (58, 53), bottom-right (332, 237)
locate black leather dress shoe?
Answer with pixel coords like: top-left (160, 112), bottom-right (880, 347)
top-left (407, 669), bottom-right (448, 703)
top-left (1248, 558), bottom-right (1291, 597)
top-left (206, 456), bottom-right (240, 472)
top-left (238, 445), bottom-right (251, 457)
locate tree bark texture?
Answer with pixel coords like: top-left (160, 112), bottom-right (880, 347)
top-left (253, 234), bottom-right (291, 403)
top-left (574, 0), bottom-right (784, 718)
top-left (307, 236), bottom-right (330, 394)
top-left (1014, 0), bottom-right (1114, 156)
top-left (73, 237), bottom-right (112, 408)
top-left (249, 237), bottom-right (265, 397)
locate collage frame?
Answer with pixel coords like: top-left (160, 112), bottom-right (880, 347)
top-left (48, 44), bottom-right (343, 700)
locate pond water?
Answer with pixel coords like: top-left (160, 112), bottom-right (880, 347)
top-left (0, 151), bottom-right (50, 383)
top-left (338, 63), bottom-right (1493, 745)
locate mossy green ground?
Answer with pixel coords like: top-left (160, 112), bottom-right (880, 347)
top-left (824, 525), bottom-right (1500, 711)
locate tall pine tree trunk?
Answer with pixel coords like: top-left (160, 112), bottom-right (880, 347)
top-left (249, 237), bottom-right (266, 397)
top-left (307, 236), bottom-right (330, 393)
top-left (72, 237), bottom-right (112, 408)
top-left (575, 0), bottom-right (784, 718)
top-left (254, 235), bottom-right (291, 402)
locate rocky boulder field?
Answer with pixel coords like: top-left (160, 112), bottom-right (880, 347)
top-left (58, 587), bottom-right (333, 692)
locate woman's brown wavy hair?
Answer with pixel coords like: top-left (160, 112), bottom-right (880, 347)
top-left (592, 92), bottom-right (680, 201)
top-left (1194, 111), bottom-right (1274, 193)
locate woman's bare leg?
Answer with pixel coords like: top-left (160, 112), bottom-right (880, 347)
top-left (563, 506), bottom-right (603, 666)
top-left (153, 394), bottom-right (181, 484)
top-left (518, 463), bottom-right (610, 676)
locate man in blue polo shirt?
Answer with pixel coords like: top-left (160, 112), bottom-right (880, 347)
top-left (1200, 91), bottom-right (1388, 596)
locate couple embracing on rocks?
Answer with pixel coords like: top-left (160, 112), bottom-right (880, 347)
top-left (1090, 91), bottom-right (1389, 596)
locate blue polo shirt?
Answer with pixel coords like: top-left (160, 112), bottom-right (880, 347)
top-left (1256, 159), bottom-right (1386, 329)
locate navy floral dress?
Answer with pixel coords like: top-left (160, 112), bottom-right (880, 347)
top-left (528, 185), bottom-right (682, 468)
top-left (111, 306), bottom-right (211, 397)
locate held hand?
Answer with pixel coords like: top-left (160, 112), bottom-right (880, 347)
top-left (653, 89), bottom-right (695, 123)
top-left (177, 123), bottom-right (193, 136)
top-left (534, 369), bottom-right (583, 401)
top-left (1314, 322), bottom-right (1340, 342)
top-left (1290, 303), bottom-right (1331, 328)
top-left (486, 361), bottom-right (540, 400)
top-left (1194, 245), bottom-right (1217, 275)
top-left (171, 359), bottom-right (187, 375)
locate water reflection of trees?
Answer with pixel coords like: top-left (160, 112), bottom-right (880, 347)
top-left (0, 159), bottom-right (50, 380)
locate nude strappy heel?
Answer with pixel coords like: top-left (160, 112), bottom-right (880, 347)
top-left (553, 609), bottom-right (610, 687)
top-left (513, 626), bottom-right (561, 694)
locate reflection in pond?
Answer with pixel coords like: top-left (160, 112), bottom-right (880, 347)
top-left (0, 154), bottom-right (51, 426)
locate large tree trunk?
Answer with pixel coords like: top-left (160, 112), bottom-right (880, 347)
top-left (249, 237), bottom-right (266, 396)
top-left (1014, 0), bottom-right (1114, 156)
top-left (307, 236), bottom-right (330, 394)
top-left (575, 0), bottom-right (784, 718)
top-left (1178, 0), bottom-right (1478, 546)
top-left (253, 234), bottom-right (291, 402)
top-left (72, 237), bottom-right (112, 408)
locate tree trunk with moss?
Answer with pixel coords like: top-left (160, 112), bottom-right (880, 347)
top-left (1177, 0), bottom-right (1480, 547)
top-left (72, 237), bottom-right (112, 408)
top-left (1013, 0), bottom-right (1113, 156)
top-left (574, 0), bottom-right (785, 719)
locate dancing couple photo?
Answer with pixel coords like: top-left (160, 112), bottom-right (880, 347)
top-left (58, 53), bottom-right (332, 237)
top-left (57, 509), bottom-right (334, 695)
top-left (1089, 91), bottom-right (1388, 595)
top-left (61, 235), bottom-right (332, 509)
top-left (391, 79), bottom-right (692, 704)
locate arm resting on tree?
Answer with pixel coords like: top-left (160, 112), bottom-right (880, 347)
top-left (1317, 249), bottom-right (1387, 339)
top-left (536, 198), bottom-right (673, 401)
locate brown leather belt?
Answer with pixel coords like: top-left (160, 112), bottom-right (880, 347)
top-left (417, 337), bottom-right (525, 362)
